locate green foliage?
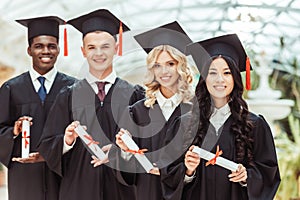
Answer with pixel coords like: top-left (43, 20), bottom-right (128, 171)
top-left (275, 114), bottom-right (300, 199)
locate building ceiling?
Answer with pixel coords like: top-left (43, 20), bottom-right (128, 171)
top-left (0, 0), bottom-right (299, 83)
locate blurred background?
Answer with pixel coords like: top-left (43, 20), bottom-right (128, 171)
top-left (0, 0), bottom-right (300, 199)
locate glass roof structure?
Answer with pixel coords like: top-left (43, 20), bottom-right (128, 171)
top-left (0, 0), bottom-right (299, 82)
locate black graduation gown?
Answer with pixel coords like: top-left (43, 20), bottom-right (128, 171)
top-left (161, 113), bottom-right (280, 200)
top-left (116, 99), bottom-right (192, 200)
top-left (0, 72), bottom-right (76, 200)
top-left (37, 78), bottom-right (144, 200)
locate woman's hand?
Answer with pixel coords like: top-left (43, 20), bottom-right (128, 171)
top-left (228, 164), bottom-right (247, 184)
top-left (115, 128), bottom-right (130, 151)
top-left (185, 145), bottom-right (201, 176)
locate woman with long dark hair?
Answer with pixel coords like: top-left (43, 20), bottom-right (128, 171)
top-left (161, 34), bottom-right (280, 200)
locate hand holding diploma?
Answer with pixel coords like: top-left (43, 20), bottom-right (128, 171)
top-left (12, 152), bottom-right (45, 163)
top-left (117, 128), bottom-right (154, 173)
top-left (64, 121), bottom-right (80, 146)
top-left (13, 116), bottom-right (32, 137)
top-left (116, 128), bottom-right (130, 151)
top-left (90, 144), bottom-right (112, 167)
top-left (228, 164), bottom-right (247, 184)
top-left (192, 145), bottom-right (239, 172)
top-left (184, 145), bottom-right (201, 176)
top-left (74, 124), bottom-right (107, 161)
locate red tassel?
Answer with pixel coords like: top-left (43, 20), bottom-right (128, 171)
top-left (64, 23), bottom-right (68, 56)
top-left (118, 21), bottom-right (123, 56)
top-left (245, 57), bottom-right (251, 90)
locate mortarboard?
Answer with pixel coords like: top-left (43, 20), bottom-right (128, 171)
top-left (67, 9), bottom-right (130, 56)
top-left (16, 16), bottom-right (69, 56)
top-left (16, 16), bottom-right (64, 41)
top-left (133, 21), bottom-right (192, 54)
top-left (186, 34), bottom-right (252, 90)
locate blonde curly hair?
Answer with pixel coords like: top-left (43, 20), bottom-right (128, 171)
top-left (144, 45), bottom-right (194, 108)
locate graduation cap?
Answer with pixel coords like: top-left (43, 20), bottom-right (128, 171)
top-left (16, 16), bottom-right (64, 41)
top-left (16, 16), bottom-right (68, 56)
top-left (67, 9), bottom-right (130, 56)
top-left (133, 21), bottom-right (192, 54)
top-left (186, 34), bottom-right (252, 90)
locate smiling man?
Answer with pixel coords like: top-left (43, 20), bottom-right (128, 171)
top-left (0, 16), bottom-right (77, 200)
top-left (37, 9), bottom-right (144, 200)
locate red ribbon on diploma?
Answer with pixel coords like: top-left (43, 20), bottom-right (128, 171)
top-left (205, 145), bottom-right (223, 166)
top-left (83, 134), bottom-right (99, 151)
top-left (126, 148), bottom-right (148, 155)
top-left (22, 131), bottom-right (30, 149)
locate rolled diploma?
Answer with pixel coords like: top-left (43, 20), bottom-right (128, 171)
top-left (75, 125), bottom-right (106, 160)
top-left (192, 146), bottom-right (239, 171)
top-left (21, 120), bottom-right (30, 158)
top-left (121, 133), bottom-right (154, 173)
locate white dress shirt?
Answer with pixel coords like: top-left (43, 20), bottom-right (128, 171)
top-left (209, 103), bottom-right (231, 134)
top-left (86, 70), bottom-right (117, 94)
top-left (155, 90), bottom-right (182, 121)
top-left (29, 66), bottom-right (57, 94)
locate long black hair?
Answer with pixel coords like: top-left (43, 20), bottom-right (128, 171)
top-left (188, 55), bottom-right (254, 166)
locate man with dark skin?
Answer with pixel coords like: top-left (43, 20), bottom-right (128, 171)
top-left (0, 16), bottom-right (77, 200)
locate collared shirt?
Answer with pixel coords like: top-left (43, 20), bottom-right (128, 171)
top-left (86, 70), bottom-right (117, 94)
top-left (121, 90), bottom-right (182, 161)
top-left (29, 66), bottom-right (57, 94)
top-left (209, 103), bottom-right (231, 134)
top-left (155, 90), bottom-right (182, 121)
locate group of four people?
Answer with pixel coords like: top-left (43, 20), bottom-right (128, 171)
top-left (0, 7), bottom-right (280, 200)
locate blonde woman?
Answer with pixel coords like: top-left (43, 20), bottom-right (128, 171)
top-left (115, 21), bottom-right (194, 200)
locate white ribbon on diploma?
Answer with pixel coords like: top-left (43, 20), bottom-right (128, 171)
top-left (121, 132), bottom-right (154, 173)
top-left (75, 125), bottom-right (107, 160)
top-left (21, 120), bottom-right (30, 158)
top-left (192, 146), bottom-right (239, 171)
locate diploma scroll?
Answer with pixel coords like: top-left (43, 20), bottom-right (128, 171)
top-left (192, 146), bottom-right (239, 171)
top-left (75, 125), bottom-right (107, 160)
top-left (21, 120), bottom-right (30, 158)
top-left (121, 133), bottom-right (154, 173)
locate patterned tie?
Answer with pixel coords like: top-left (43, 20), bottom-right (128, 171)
top-left (37, 76), bottom-right (47, 102)
top-left (96, 82), bottom-right (107, 102)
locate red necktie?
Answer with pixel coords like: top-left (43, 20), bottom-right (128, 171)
top-left (96, 82), bottom-right (107, 102)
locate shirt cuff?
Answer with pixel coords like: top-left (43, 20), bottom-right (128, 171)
top-left (120, 149), bottom-right (133, 161)
top-left (63, 136), bottom-right (76, 154)
top-left (239, 181), bottom-right (247, 187)
top-left (184, 171), bottom-right (196, 183)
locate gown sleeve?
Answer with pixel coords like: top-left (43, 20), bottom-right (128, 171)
top-left (160, 114), bottom-right (193, 200)
top-left (0, 83), bottom-right (15, 167)
top-left (247, 114), bottom-right (281, 200)
top-left (37, 88), bottom-right (73, 177)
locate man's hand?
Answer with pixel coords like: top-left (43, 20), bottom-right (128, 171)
top-left (90, 144), bottom-right (112, 167)
top-left (64, 121), bottom-right (81, 145)
top-left (13, 116), bottom-right (33, 136)
top-left (12, 152), bottom-right (45, 163)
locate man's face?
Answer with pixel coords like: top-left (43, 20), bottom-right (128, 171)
top-left (27, 35), bottom-right (59, 75)
top-left (81, 31), bottom-right (118, 79)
